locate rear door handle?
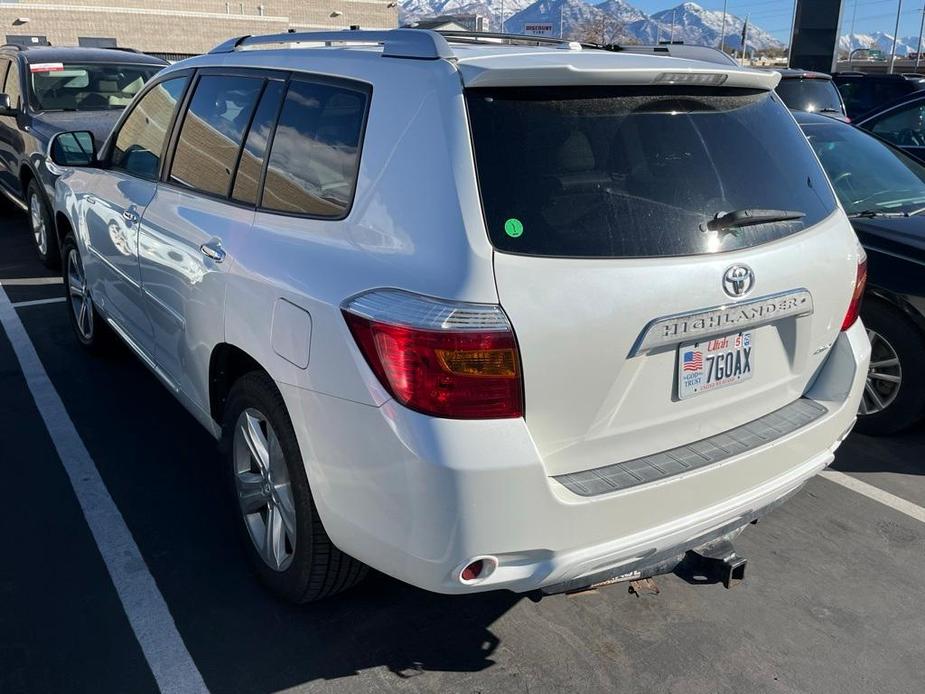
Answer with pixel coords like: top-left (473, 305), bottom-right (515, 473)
top-left (200, 240), bottom-right (226, 263)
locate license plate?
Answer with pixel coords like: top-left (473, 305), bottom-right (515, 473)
top-left (677, 331), bottom-right (753, 400)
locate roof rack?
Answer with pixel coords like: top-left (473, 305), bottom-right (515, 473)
top-left (209, 28), bottom-right (453, 60)
top-left (101, 46), bottom-right (142, 54)
top-left (436, 30), bottom-right (593, 50)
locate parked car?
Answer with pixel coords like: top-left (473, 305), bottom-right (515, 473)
top-left (772, 68), bottom-right (849, 121)
top-left (854, 90), bottom-right (925, 163)
top-left (0, 44), bottom-right (166, 267)
top-left (833, 72), bottom-right (925, 120)
top-left (796, 110), bottom-right (925, 434)
top-left (50, 30), bottom-right (869, 603)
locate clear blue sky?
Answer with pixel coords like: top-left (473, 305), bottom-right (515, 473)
top-left (591, 1), bottom-right (925, 44)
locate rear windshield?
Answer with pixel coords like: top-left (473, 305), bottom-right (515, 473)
top-left (466, 86), bottom-right (837, 258)
top-left (775, 78), bottom-right (844, 115)
top-left (29, 62), bottom-right (161, 111)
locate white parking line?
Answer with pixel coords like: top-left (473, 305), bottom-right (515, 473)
top-left (0, 276), bottom-right (62, 286)
top-left (11, 297), bottom-right (66, 308)
top-left (820, 470), bottom-right (925, 525)
top-left (0, 283), bottom-right (209, 694)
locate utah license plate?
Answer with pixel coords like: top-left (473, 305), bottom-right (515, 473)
top-left (677, 331), bottom-right (753, 400)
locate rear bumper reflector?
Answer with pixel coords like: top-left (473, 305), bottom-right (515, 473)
top-left (554, 398), bottom-right (828, 497)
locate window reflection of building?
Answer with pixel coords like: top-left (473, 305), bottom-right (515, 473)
top-left (171, 76), bottom-right (262, 196)
top-left (114, 81), bottom-right (182, 171)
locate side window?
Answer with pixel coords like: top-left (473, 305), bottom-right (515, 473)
top-left (111, 76), bottom-right (188, 181)
top-left (169, 74), bottom-right (263, 197)
top-left (231, 80), bottom-right (285, 205)
top-left (0, 60), bottom-right (10, 95)
top-left (869, 102), bottom-right (925, 148)
top-left (5, 59), bottom-right (21, 109)
top-left (261, 79), bottom-right (370, 218)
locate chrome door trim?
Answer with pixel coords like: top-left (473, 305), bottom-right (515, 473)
top-left (87, 243), bottom-right (141, 289)
top-left (0, 182), bottom-right (26, 211)
top-left (105, 315), bottom-right (179, 393)
top-left (141, 284), bottom-right (186, 328)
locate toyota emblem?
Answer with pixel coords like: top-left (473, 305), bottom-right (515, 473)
top-left (723, 265), bottom-right (754, 298)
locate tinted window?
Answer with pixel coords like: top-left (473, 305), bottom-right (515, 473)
top-left (868, 101), bottom-right (925, 148)
top-left (232, 80), bottom-right (285, 205)
top-left (261, 79), bottom-right (369, 218)
top-left (803, 119), bottom-right (925, 215)
top-left (170, 74), bottom-right (263, 197)
top-left (5, 59), bottom-right (21, 110)
top-left (775, 78), bottom-right (843, 115)
top-left (836, 77), bottom-right (920, 119)
top-left (29, 63), bottom-right (160, 111)
top-left (0, 60), bottom-right (9, 98)
top-left (467, 87), bottom-right (837, 258)
top-left (112, 76), bottom-right (188, 180)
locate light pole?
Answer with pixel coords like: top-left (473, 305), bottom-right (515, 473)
top-left (916, 3), bottom-right (925, 70)
top-left (740, 14), bottom-right (749, 63)
top-left (719, 0), bottom-right (728, 52)
top-left (889, 0), bottom-right (904, 74)
top-left (669, 9), bottom-right (676, 43)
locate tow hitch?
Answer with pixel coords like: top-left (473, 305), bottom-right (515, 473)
top-left (688, 539), bottom-right (747, 589)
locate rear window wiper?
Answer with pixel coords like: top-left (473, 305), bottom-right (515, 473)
top-left (704, 209), bottom-right (805, 232)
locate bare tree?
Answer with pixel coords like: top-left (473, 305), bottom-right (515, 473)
top-left (575, 15), bottom-right (628, 46)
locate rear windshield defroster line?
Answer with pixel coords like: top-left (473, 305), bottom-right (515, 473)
top-left (465, 85), bottom-right (838, 259)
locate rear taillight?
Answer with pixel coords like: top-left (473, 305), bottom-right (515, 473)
top-left (342, 290), bottom-right (523, 419)
top-left (841, 250), bottom-right (868, 331)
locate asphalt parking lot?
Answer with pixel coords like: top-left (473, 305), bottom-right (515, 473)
top-left (1, 206), bottom-right (924, 694)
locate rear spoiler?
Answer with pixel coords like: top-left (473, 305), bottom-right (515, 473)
top-left (458, 63), bottom-right (782, 90)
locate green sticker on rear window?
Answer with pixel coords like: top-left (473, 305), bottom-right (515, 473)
top-left (504, 218), bottom-right (524, 238)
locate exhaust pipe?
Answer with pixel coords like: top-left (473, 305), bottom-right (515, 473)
top-left (689, 539), bottom-right (747, 589)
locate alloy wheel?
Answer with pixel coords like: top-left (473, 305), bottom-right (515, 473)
top-left (860, 329), bottom-right (902, 416)
top-left (66, 248), bottom-right (94, 341)
top-left (30, 192), bottom-right (47, 256)
top-left (233, 408), bottom-right (297, 572)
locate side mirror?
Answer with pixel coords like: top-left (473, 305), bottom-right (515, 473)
top-left (49, 130), bottom-right (97, 167)
top-left (0, 93), bottom-right (15, 117)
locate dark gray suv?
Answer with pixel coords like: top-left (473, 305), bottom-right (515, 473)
top-left (0, 44), bottom-right (165, 267)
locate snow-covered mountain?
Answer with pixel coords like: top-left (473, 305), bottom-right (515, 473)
top-left (649, 2), bottom-right (781, 51)
top-left (595, 0), bottom-right (646, 25)
top-left (400, 1), bottom-right (784, 51)
top-left (838, 32), bottom-right (921, 57)
top-left (504, 0), bottom-right (618, 40)
top-left (400, 0), bottom-right (534, 31)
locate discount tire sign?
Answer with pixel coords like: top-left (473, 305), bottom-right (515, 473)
top-left (523, 23), bottom-right (554, 35)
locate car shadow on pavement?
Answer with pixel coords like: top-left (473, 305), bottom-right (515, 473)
top-left (834, 425), bottom-right (925, 476)
top-left (12, 302), bottom-right (524, 693)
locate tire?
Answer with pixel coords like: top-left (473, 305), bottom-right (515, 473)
top-left (27, 179), bottom-right (59, 269)
top-left (61, 234), bottom-right (112, 352)
top-left (855, 299), bottom-right (925, 436)
top-left (222, 371), bottom-right (367, 603)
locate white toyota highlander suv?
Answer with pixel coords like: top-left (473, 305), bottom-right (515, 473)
top-left (49, 30), bottom-right (870, 602)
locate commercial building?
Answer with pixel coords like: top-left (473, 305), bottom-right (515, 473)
top-left (0, 1), bottom-right (400, 58)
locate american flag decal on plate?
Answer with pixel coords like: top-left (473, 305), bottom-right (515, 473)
top-left (682, 350), bottom-right (703, 372)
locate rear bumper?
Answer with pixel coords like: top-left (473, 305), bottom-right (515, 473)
top-left (280, 321), bottom-right (870, 595)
